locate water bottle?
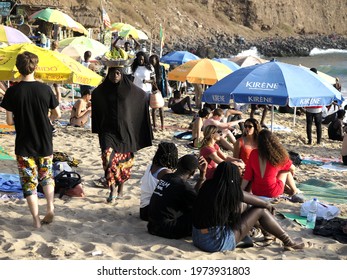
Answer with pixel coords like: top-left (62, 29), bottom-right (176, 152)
top-left (306, 198), bottom-right (318, 229)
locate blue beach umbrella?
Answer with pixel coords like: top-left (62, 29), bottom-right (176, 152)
top-left (160, 51), bottom-right (200, 66)
top-left (202, 60), bottom-right (343, 107)
top-left (212, 58), bottom-right (241, 71)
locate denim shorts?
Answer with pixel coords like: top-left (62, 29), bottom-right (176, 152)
top-left (192, 226), bottom-right (236, 252)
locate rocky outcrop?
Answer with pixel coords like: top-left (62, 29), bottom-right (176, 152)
top-left (16, 0), bottom-right (347, 57)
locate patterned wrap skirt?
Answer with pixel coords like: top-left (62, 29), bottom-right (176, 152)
top-left (101, 147), bottom-right (134, 188)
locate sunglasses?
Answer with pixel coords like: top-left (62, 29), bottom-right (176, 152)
top-left (244, 125), bottom-right (254, 129)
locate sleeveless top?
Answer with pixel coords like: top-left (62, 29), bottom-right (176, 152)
top-left (140, 164), bottom-right (169, 208)
top-left (239, 137), bottom-right (254, 166)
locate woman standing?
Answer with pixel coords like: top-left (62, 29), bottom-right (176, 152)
top-left (192, 162), bottom-right (306, 252)
top-left (131, 51), bottom-right (155, 99)
top-left (92, 66), bottom-right (153, 202)
top-left (149, 54), bottom-right (167, 131)
top-left (199, 125), bottom-right (244, 180)
top-left (233, 118), bottom-right (261, 167)
top-left (240, 129), bottom-right (304, 202)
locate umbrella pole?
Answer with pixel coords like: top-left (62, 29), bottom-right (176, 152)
top-left (293, 107), bottom-right (297, 127)
top-left (72, 84), bottom-right (75, 104)
top-left (271, 105), bottom-right (274, 132)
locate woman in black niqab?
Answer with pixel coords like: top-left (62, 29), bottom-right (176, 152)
top-left (92, 66), bottom-right (153, 202)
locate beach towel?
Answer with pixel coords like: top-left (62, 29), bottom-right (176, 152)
top-left (174, 131), bottom-right (193, 140)
top-left (319, 162), bottom-right (347, 172)
top-left (0, 173), bottom-right (22, 193)
top-left (267, 124), bottom-right (293, 132)
top-left (0, 173), bottom-right (45, 198)
top-left (0, 146), bottom-right (14, 160)
top-left (278, 212), bottom-right (307, 227)
top-left (301, 156), bottom-right (343, 167)
top-left (297, 179), bottom-right (347, 204)
top-left (0, 124), bottom-right (15, 135)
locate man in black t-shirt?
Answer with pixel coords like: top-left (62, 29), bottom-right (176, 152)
top-left (0, 51), bottom-right (61, 228)
top-left (147, 154), bottom-right (207, 239)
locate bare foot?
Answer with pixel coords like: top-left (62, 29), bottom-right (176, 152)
top-left (33, 216), bottom-right (41, 229)
top-left (41, 212), bottom-right (54, 225)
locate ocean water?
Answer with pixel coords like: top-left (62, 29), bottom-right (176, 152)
top-left (235, 47), bottom-right (347, 103)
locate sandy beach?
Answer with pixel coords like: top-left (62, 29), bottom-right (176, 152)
top-left (0, 95), bottom-right (347, 261)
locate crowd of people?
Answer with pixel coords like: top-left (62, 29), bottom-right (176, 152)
top-left (0, 42), bottom-right (346, 254)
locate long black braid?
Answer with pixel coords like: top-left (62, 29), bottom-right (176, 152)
top-left (152, 142), bottom-right (178, 170)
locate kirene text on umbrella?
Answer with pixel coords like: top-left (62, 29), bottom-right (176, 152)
top-left (246, 81), bottom-right (279, 90)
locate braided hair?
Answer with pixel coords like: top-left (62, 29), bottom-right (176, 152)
top-left (152, 142), bottom-right (178, 170)
top-left (209, 162), bottom-right (243, 232)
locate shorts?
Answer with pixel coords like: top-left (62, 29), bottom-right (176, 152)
top-left (16, 155), bottom-right (55, 198)
top-left (192, 226), bottom-right (236, 252)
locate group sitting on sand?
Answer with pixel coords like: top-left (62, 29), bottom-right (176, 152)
top-left (1, 51), bottom-right (347, 255)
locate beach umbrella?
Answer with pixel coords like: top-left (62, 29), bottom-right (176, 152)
top-left (229, 55), bottom-right (268, 67)
top-left (60, 44), bottom-right (108, 61)
top-left (118, 27), bottom-right (148, 40)
top-left (0, 43), bottom-right (102, 86)
top-left (202, 60), bottom-right (342, 107)
top-left (202, 60), bottom-right (343, 130)
top-left (59, 36), bottom-right (108, 52)
top-left (299, 65), bottom-right (336, 84)
top-left (29, 8), bottom-right (88, 35)
top-left (212, 58), bottom-right (241, 71)
top-left (160, 50), bottom-right (200, 66)
top-left (168, 58), bottom-right (232, 85)
top-left (108, 22), bottom-right (135, 32)
top-left (0, 25), bottom-right (32, 45)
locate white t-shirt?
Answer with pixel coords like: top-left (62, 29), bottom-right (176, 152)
top-left (140, 164), bottom-right (168, 208)
top-left (133, 65), bottom-right (154, 93)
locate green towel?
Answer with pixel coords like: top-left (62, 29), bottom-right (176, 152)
top-left (278, 212), bottom-right (307, 227)
top-left (0, 146), bottom-right (14, 160)
top-left (298, 179), bottom-right (347, 204)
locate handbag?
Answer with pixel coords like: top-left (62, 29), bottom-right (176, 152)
top-left (149, 83), bottom-right (165, 109)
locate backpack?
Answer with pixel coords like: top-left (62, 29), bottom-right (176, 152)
top-left (54, 171), bottom-right (84, 198)
top-left (288, 151), bottom-right (302, 167)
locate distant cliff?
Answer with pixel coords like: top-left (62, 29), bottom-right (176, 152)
top-left (18, 0), bottom-right (347, 56)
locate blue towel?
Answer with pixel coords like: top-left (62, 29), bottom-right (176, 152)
top-left (0, 174), bottom-right (22, 193)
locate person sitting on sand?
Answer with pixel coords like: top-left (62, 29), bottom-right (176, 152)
top-left (147, 154), bottom-right (207, 239)
top-left (328, 109), bottom-right (346, 141)
top-left (190, 107), bottom-right (212, 148)
top-left (200, 125), bottom-right (245, 180)
top-left (203, 108), bottom-right (244, 151)
top-left (240, 129), bottom-right (304, 202)
top-left (341, 128), bottom-right (347, 165)
top-left (140, 142), bottom-right (178, 221)
top-left (233, 118), bottom-right (261, 167)
top-left (168, 89), bottom-right (194, 115)
top-left (192, 161), bottom-right (307, 252)
top-left (69, 88), bottom-right (92, 127)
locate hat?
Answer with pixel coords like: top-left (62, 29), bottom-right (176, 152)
top-left (178, 154), bottom-right (199, 173)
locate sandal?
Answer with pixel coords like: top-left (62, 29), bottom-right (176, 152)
top-left (106, 195), bottom-right (117, 203)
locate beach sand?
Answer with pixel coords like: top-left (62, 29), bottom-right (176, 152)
top-left (0, 97), bottom-right (347, 261)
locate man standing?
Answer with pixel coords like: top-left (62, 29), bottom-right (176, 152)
top-left (91, 66), bottom-right (153, 203)
top-left (1, 51), bottom-right (61, 228)
top-left (147, 155), bottom-right (207, 239)
top-left (305, 68), bottom-right (323, 145)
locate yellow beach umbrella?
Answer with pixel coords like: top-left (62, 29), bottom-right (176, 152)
top-left (168, 58), bottom-right (232, 85)
top-left (108, 22), bottom-right (135, 32)
top-left (118, 27), bottom-right (148, 40)
top-left (0, 43), bottom-right (102, 86)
